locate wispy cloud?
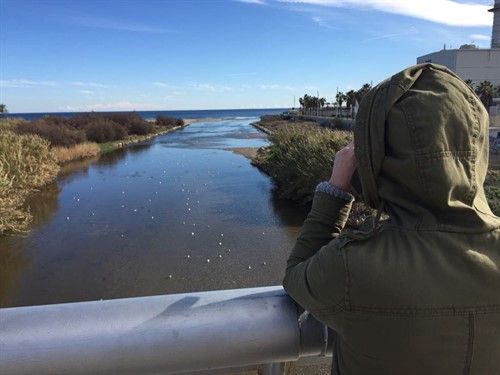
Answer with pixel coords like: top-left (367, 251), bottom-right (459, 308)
top-left (152, 81), bottom-right (169, 88)
top-left (236, 0), bottom-right (267, 4)
top-left (363, 26), bottom-right (419, 42)
top-left (66, 101), bottom-right (162, 111)
top-left (71, 81), bottom-right (109, 88)
top-left (0, 79), bottom-right (57, 88)
top-left (70, 15), bottom-right (176, 34)
top-left (225, 72), bottom-right (259, 77)
top-left (189, 82), bottom-right (235, 92)
top-left (274, 0), bottom-right (492, 27)
top-left (152, 81), bottom-right (181, 89)
top-left (258, 84), bottom-right (296, 90)
top-left (79, 90), bottom-right (94, 95)
top-left (311, 16), bottom-right (335, 29)
top-left (1, 79), bottom-right (110, 89)
top-left (469, 33), bottom-right (491, 41)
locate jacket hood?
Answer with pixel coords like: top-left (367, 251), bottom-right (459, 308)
top-left (354, 63), bottom-right (499, 232)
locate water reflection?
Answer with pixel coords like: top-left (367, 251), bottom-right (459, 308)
top-left (0, 118), bottom-right (307, 307)
top-left (25, 183), bottom-right (60, 228)
top-left (0, 238), bottom-right (30, 307)
top-left (269, 191), bottom-right (310, 228)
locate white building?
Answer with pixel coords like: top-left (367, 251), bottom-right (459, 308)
top-left (417, 0), bottom-right (500, 86)
top-left (417, 46), bottom-right (500, 86)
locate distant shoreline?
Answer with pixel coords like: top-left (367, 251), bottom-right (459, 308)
top-left (4, 108), bottom-right (289, 122)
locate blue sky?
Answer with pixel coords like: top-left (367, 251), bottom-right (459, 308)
top-left (0, 0), bottom-right (495, 113)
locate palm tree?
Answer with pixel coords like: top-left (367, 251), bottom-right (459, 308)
top-left (345, 90), bottom-right (356, 109)
top-left (336, 92), bottom-right (345, 107)
top-left (0, 104), bottom-right (7, 114)
top-left (475, 81), bottom-right (496, 109)
top-left (464, 79), bottom-right (475, 90)
top-left (355, 83), bottom-right (372, 103)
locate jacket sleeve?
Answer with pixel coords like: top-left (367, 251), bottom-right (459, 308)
top-left (283, 189), bottom-right (353, 315)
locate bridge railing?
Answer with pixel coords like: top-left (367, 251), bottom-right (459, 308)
top-left (0, 286), bottom-right (333, 375)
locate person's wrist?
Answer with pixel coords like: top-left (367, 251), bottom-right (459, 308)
top-left (328, 176), bottom-right (350, 191)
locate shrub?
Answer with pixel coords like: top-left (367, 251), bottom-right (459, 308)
top-left (0, 131), bottom-right (59, 233)
top-left (156, 115), bottom-right (184, 128)
top-left (257, 127), bottom-right (352, 203)
top-left (82, 118), bottom-right (128, 143)
top-left (100, 112), bottom-right (153, 135)
top-left (127, 120), bottom-right (155, 135)
top-left (52, 142), bottom-right (101, 164)
top-left (71, 113), bottom-right (129, 141)
top-left (69, 113), bottom-right (97, 129)
top-left (17, 116), bottom-right (86, 147)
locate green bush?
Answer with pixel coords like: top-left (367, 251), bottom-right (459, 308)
top-left (258, 127), bottom-right (352, 203)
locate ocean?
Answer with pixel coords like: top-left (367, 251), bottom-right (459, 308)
top-left (5, 108), bottom-right (288, 121)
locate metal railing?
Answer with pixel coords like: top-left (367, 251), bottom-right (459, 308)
top-left (0, 286), bottom-right (332, 375)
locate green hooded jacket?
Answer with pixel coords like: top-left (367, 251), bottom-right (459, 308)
top-left (283, 64), bottom-right (500, 374)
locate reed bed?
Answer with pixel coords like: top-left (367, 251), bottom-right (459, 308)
top-left (253, 126), bottom-right (374, 227)
top-left (0, 130), bottom-right (59, 234)
top-left (52, 142), bottom-right (101, 164)
top-left (255, 127), bottom-right (352, 203)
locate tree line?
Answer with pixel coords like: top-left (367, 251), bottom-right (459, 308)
top-left (298, 83), bottom-right (373, 112)
top-left (298, 80), bottom-right (499, 113)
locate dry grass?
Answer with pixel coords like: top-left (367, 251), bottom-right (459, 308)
top-left (0, 130), bottom-right (59, 234)
top-left (254, 117), bottom-right (319, 134)
top-left (0, 117), bottom-right (26, 133)
top-left (52, 142), bottom-right (101, 164)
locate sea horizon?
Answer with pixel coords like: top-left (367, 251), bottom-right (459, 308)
top-left (4, 108), bottom-right (290, 121)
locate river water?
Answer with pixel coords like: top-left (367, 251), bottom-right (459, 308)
top-left (0, 117), bottom-right (308, 308)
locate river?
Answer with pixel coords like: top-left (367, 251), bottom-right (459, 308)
top-left (0, 117), bottom-right (308, 308)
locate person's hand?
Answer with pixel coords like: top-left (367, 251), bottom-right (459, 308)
top-left (329, 142), bottom-right (357, 191)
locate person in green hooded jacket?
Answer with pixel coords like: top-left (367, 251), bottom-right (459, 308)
top-left (283, 63), bottom-right (500, 375)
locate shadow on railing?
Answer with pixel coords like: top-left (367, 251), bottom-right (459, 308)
top-left (0, 286), bottom-right (333, 375)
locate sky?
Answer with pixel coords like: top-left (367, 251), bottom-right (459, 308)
top-left (0, 0), bottom-right (495, 113)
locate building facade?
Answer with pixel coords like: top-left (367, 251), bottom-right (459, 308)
top-left (417, 47), bottom-right (500, 86)
top-left (417, 0), bottom-right (500, 86)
